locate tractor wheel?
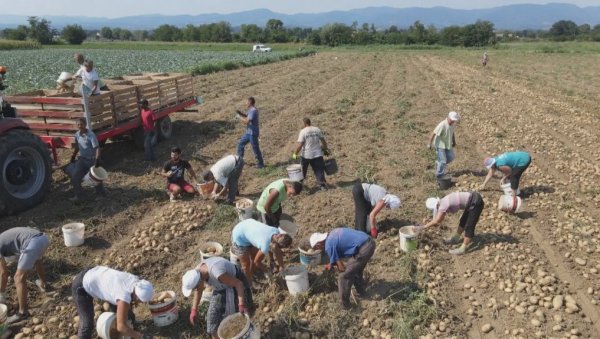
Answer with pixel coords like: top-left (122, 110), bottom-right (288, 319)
top-left (157, 116), bottom-right (173, 141)
top-left (0, 129), bottom-right (52, 215)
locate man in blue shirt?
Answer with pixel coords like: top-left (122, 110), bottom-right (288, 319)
top-left (68, 117), bottom-right (107, 201)
top-left (236, 97), bottom-right (264, 168)
top-left (310, 227), bottom-right (376, 309)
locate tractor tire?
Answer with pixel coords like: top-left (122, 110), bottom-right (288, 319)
top-left (157, 116), bottom-right (173, 141)
top-left (0, 129), bottom-right (52, 216)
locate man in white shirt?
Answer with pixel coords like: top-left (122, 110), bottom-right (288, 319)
top-left (73, 59), bottom-right (101, 128)
top-left (202, 154), bottom-right (244, 204)
top-left (292, 118), bottom-right (330, 191)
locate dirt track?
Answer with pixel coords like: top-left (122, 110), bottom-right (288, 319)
top-left (1, 50), bottom-right (599, 338)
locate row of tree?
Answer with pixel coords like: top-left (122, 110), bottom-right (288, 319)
top-left (2, 17), bottom-right (600, 46)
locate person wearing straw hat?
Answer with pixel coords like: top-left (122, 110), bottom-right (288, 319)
top-left (256, 179), bottom-right (303, 227)
top-left (182, 256), bottom-right (253, 338)
top-left (352, 182), bottom-right (401, 238)
top-left (202, 154), bottom-right (244, 204)
top-left (71, 266), bottom-right (154, 339)
top-left (309, 227), bottom-right (376, 310)
top-left (291, 117), bottom-right (330, 191)
top-left (427, 111), bottom-right (460, 179)
top-left (421, 191), bottom-right (485, 255)
top-left (481, 151), bottom-right (531, 197)
top-left (68, 117), bottom-right (107, 202)
top-left (231, 219), bottom-right (293, 281)
top-left (0, 227), bottom-right (50, 324)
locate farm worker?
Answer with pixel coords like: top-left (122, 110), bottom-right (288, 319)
top-left (482, 52), bottom-right (489, 66)
top-left (0, 227), bottom-right (50, 324)
top-left (427, 111), bottom-right (460, 179)
top-left (139, 99), bottom-right (156, 162)
top-left (480, 151), bottom-right (531, 197)
top-left (352, 182), bottom-right (401, 238)
top-left (73, 59), bottom-right (101, 129)
top-left (292, 117), bottom-right (330, 191)
top-left (310, 227), bottom-right (376, 310)
top-left (182, 256), bottom-right (253, 338)
top-left (69, 117), bottom-right (107, 202)
top-left (201, 154), bottom-right (244, 204)
top-left (236, 96), bottom-right (265, 169)
top-left (231, 219), bottom-right (292, 282)
top-left (256, 179), bottom-right (303, 227)
top-left (481, 151), bottom-right (532, 196)
top-left (161, 146), bottom-right (198, 202)
top-left (421, 191), bottom-right (485, 255)
top-left (71, 266), bottom-right (154, 339)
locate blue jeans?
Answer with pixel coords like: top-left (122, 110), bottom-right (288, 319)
top-left (71, 157), bottom-right (105, 197)
top-left (435, 148), bottom-right (455, 178)
top-left (144, 131), bottom-right (156, 161)
top-left (236, 133), bottom-right (264, 167)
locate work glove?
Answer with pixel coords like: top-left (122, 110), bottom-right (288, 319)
top-left (239, 304), bottom-right (249, 315)
top-left (291, 153), bottom-right (297, 160)
top-left (323, 148), bottom-right (331, 156)
top-left (189, 308), bottom-right (197, 326)
top-left (370, 226), bottom-right (378, 239)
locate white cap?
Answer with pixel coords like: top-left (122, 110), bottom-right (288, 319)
top-left (383, 194), bottom-right (401, 209)
top-left (309, 233), bottom-right (328, 248)
top-left (181, 269), bottom-right (201, 298)
top-left (426, 197), bottom-right (440, 218)
top-left (448, 111), bottom-right (460, 122)
top-left (133, 280), bottom-right (154, 303)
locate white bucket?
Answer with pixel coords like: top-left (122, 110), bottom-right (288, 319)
top-left (229, 250), bottom-right (241, 267)
top-left (82, 166), bottom-right (108, 187)
top-left (286, 164), bottom-right (304, 182)
top-left (298, 247), bottom-right (321, 266)
top-left (235, 198), bottom-right (254, 221)
top-left (217, 313), bottom-right (260, 339)
top-left (62, 222), bottom-right (85, 247)
top-left (199, 242), bottom-right (224, 260)
top-left (283, 265), bottom-right (309, 296)
top-left (148, 291), bottom-right (179, 327)
top-left (96, 312), bottom-right (132, 339)
top-left (278, 220), bottom-right (299, 238)
top-left (498, 195), bottom-right (523, 213)
top-left (399, 226), bottom-right (418, 252)
top-left (500, 182), bottom-right (521, 196)
top-left (57, 71), bottom-right (73, 85)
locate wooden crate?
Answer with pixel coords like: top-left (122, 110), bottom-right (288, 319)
top-left (130, 79), bottom-right (160, 111)
top-left (151, 76), bottom-right (179, 107)
top-left (176, 75), bottom-right (194, 101)
top-left (109, 85), bottom-right (139, 124)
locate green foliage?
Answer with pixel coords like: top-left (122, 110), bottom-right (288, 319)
top-left (549, 20), bottom-right (579, 41)
top-left (205, 204), bottom-right (238, 230)
top-left (462, 20), bottom-right (496, 47)
top-left (100, 27), bottom-right (113, 40)
top-left (27, 16), bottom-right (53, 44)
top-left (0, 40), bottom-right (40, 50)
top-left (355, 165), bottom-right (376, 183)
top-left (62, 25), bottom-right (87, 45)
top-left (2, 25), bottom-right (29, 41)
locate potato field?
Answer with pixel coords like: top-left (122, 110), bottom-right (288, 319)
top-left (1, 44), bottom-right (600, 339)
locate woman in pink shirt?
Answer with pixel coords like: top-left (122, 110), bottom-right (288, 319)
top-left (420, 191), bottom-right (484, 255)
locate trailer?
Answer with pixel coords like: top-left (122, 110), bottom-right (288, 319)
top-left (5, 72), bottom-right (196, 165)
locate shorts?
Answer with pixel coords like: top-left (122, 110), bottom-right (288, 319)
top-left (231, 242), bottom-right (251, 257)
top-left (18, 234), bottom-right (50, 270)
top-left (167, 179), bottom-right (194, 192)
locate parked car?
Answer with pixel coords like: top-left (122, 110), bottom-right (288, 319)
top-left (252, 44), bottom-right (272, 53)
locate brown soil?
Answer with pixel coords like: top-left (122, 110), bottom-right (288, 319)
top-left (1, 50), bottom-right (599, 338)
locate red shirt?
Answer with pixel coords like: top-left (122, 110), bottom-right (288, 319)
top-left (140, 108), bottom-right (156, 132)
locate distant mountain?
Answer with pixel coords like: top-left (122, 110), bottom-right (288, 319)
top-left (1, 3), bottom-right (599, 31)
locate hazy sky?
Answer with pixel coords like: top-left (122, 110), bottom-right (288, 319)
top-left (1, 0), bottom-right (598, 18)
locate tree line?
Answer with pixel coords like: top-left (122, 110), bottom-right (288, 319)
top-left (2, 17), bottom-right (600, 46)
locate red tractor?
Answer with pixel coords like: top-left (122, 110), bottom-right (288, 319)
top-left (0, 66), bottom-right (52, 216)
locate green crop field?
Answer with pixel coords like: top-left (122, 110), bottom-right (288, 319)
top-left (0, 46), bottom-right (305, 94)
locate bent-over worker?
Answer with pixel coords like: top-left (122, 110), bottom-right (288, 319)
top-left (352, 182), bottom-right (400, 238)
top-left (256, 179), bottom-right (303, 227)
top-left (202, 154), bottom-right (244, 204)
top-left (481, 151), bottom-right (531, 196)
top-left (182, 256), bottom-right (253, 338)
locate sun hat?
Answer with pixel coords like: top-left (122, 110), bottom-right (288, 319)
top-left (181, 269), bottom-right (201, 298)
top-left (448, 111), bottom-right (460, 122)
top-left (383, 194), bottom-right (401, 209)
top-left (426, 197), bottom-right (440, 218)
top-left (484, 157), bottom-right (496, 169)
top-left (309, 233), bottom-right (328, 248)
top-left (133, 279), bottom-right (155, 303)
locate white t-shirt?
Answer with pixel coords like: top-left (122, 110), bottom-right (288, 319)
top-left (83, 266), bottom-right (138, 305)
top-left (76, 68), bottom-right (100, 95)
top-left (362, 183), bottom-right (387, 206)
top-left (438, 192), bottom-right (471, 214)
top-left (203, 257), bottom-right (238, 291)
top-left (210, 155), bottom-right (239, 186)
top-left (433, 119), bottom-right (454, 150)
top-left (297, 126), bottom-right (324, 159)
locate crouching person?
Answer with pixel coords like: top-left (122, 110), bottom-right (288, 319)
top-left (69, 117), bottom-right (107, 201)
top-left (231, 219), bottom-right (292, 282)
top-left (71, 266), bottom-right (154, 339)
top-left (422, 191), bottom-right (485, 255)
top-left (0, 227), bottom-right (50, 323)
top-left (182, 256), bottom-right (253, 338)
top-left (309, 228), bottom-right (376, 310)
top-left (202, 154), bottom-right (244, 204)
